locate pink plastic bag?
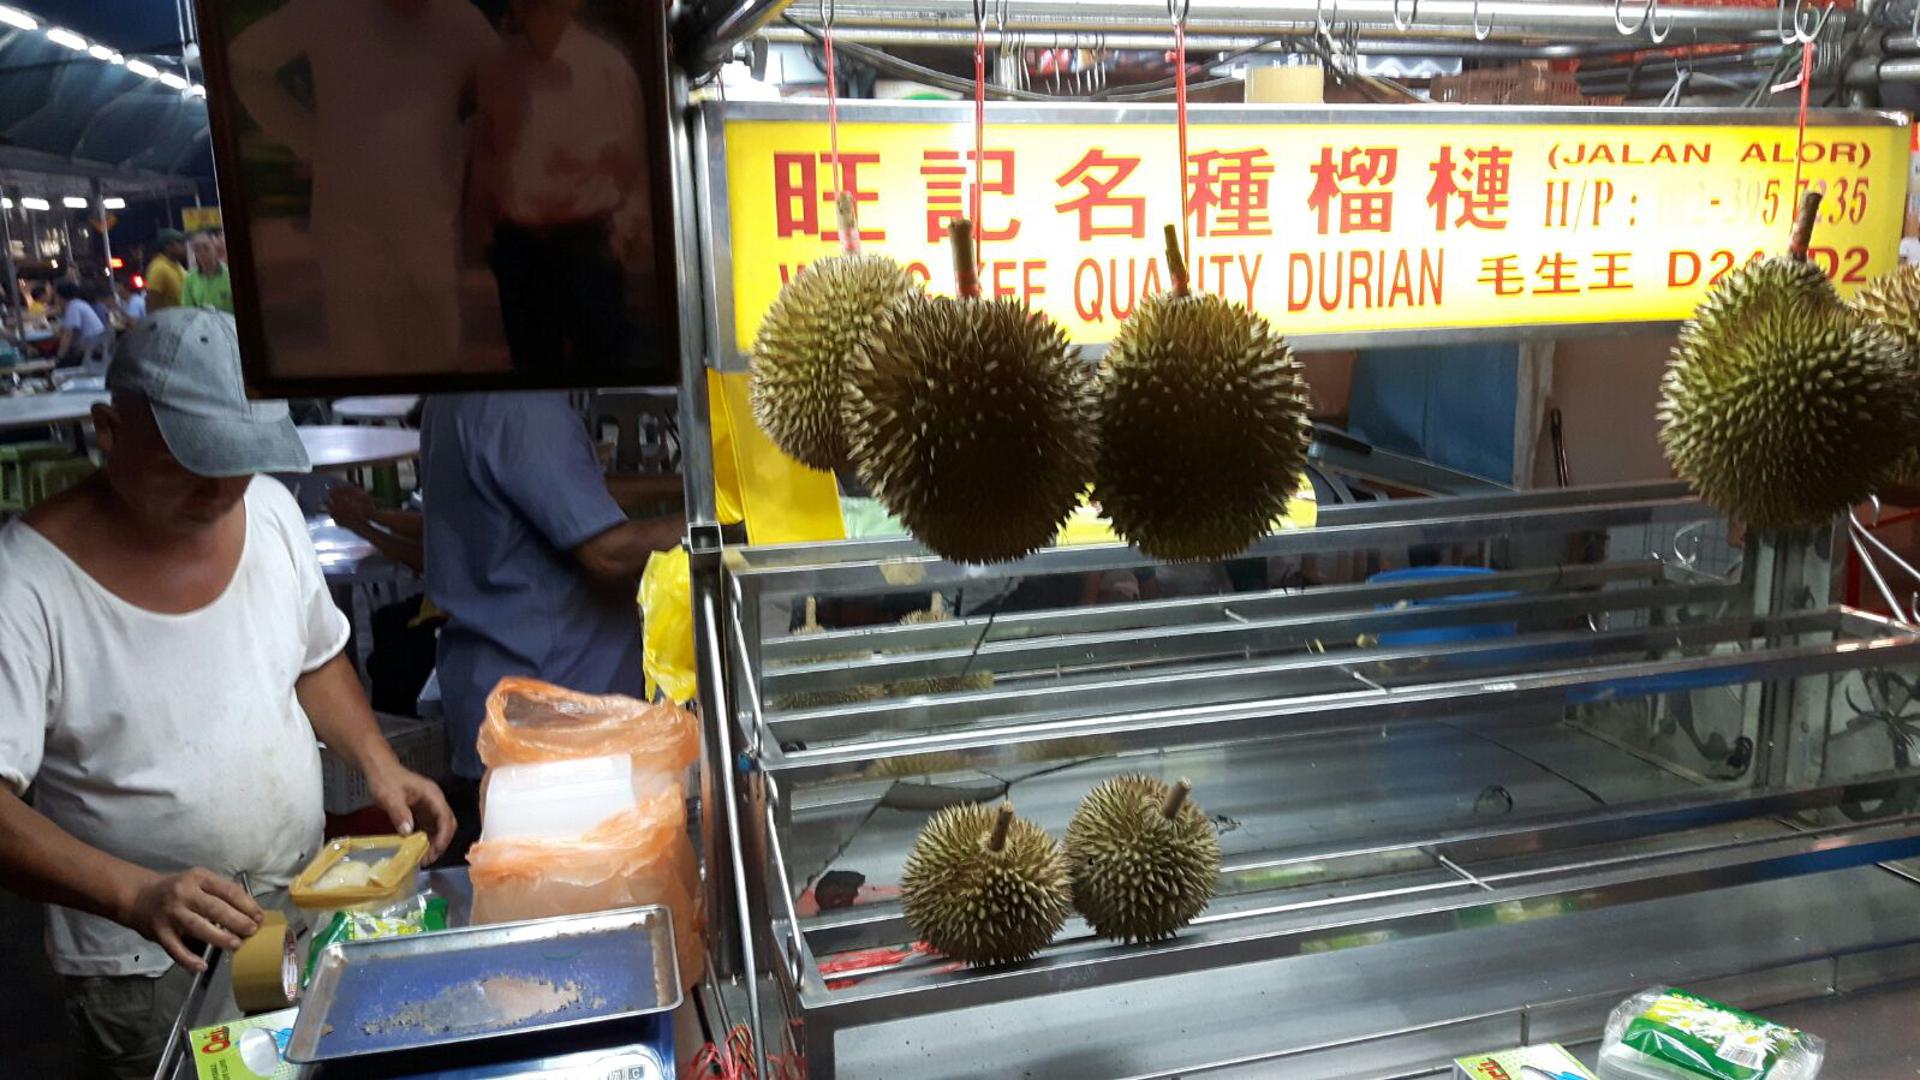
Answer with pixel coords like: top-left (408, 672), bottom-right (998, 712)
top-left (467, 778), bottom-right (706, 986)
top-left (478, 677), bottom-right (699, 774)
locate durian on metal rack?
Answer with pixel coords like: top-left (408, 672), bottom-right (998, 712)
top-left (660, 1), bottom-right (1920, 1076)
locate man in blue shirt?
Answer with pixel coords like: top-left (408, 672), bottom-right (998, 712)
top-left (419, 392), bottom-right (681, 856)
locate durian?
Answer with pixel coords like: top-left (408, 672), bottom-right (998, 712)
top-left (750, 195), bottom-right (922, 472)
top-left (901, 801), bottom-right (1071, 965)
top-left (1065, 775), bottom-right (1220, 944)
top-left (1660, 192), bottom-right (1917, 529)
top-left (1849, 264), bottom-right (1920, 486)
top-left (1093, 227), bottom-right (1311, 561)
top-left (887, 593), bottom-right (993, 698)
top-left (767, 597), bottom-right (883, 711)
top-left (844, 220), bottom-right (1093, 563)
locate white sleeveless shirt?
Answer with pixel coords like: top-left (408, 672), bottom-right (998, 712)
top-left (0, 477), bottom-right (347, 976)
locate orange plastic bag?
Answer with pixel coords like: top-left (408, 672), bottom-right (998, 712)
top-left (478, 677), bottom-right (699, 773)
top-left (467, 777), bottom-right (707, 986)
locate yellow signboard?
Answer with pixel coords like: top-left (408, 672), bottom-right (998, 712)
top-left (181, 206), bottom-right (224, 232)
top-left (715, 103), bottom-right (1906, 355)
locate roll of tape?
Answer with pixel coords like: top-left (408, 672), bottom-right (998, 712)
top-left (231, 911), bottom-right (298, 1014)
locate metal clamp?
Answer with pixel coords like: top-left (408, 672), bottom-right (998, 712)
top-left (1316, 0), bottom-right (1339, 36)
top-left (1393, 0), bottom-right (1419, 31)
top-left (1471, 0), bottom-right (1496, 40)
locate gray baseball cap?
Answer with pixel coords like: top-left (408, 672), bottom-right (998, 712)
top-left (107, 308), bottom-right (311, 477)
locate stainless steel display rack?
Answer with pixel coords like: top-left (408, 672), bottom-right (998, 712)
top-left (695, 479), bottom-right (1920, 1077)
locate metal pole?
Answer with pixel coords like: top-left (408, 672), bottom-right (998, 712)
top-left (0, 186), bottom-right (19, 323)
top-left (92, 179), bottom-right (113, 287)
top-left (760, 23), bottom-right (1629, 57)
top-left (813, 0), bottom-right (1794, 39)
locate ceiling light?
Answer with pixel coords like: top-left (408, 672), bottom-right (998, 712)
top-left (0, 198), bottom-right (11, 209)
top-left (62, 196), bottom-right (88, 209)
top-left (187, 84), bottom-right (206, 97)
top-left (45, 27), bottom-right (87, 51)
top-left (0, 7), bottom-right (36, 31)
top-left (89, 44), bottom-right (123, 64)
top-left (157, 72), bottom-right (188, 90)
top-left (126, 59), bottom-right (159, 79)
top-left (20, 197), bottom-right (50, 211)
top-left (102, 197), bottom-right (126, 210)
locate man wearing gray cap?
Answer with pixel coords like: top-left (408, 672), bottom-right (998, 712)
top-left (0, 309), bottom-right (454, 1078)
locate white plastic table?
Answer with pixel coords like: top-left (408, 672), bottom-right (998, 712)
top-left (297, 425), bottom-right (420, 471)
top-left (0, 390), bottom-right (108, 432)
top-left (331, 394), bottom-right (420, 426)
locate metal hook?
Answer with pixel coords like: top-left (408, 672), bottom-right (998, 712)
top-left (1616, 0), bottom-right (1673, 41)
top-left (1167, 0), bottom-right (1191, 25)
top-left (1470, 0), bottom-right (1495, 40)
top-left (820, 0), bottom-right (833, 29)
top-left (1316, 0), bottom-right (1338, 36)
top-left (971, 0), bottom-right (987, 29)
top-left (1777, 0), bottom-right (1817, 44)
top-left (1392, 0), bottom-right (1418, 30)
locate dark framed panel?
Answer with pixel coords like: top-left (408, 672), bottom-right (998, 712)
top-left (195, 0), bottom-right (680, 395)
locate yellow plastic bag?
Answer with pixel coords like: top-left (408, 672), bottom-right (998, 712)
top-left (639, 547), bottom-right (698, 705)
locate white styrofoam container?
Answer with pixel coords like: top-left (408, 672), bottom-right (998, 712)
top-left (480, 753), bottom-right (638, 842)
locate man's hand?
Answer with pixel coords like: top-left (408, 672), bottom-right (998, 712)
top-left (367, 766), bottom-right (456, 863)
top-left (122, 868), bottom-right (264, 971)
top-left (327, 485), bottom-right (376, 532)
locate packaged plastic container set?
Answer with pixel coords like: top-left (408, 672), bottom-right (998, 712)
top-left (465, 677), bottom-right (706, 986)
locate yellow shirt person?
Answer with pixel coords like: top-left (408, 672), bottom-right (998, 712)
top-left (144, 229), bottom-right (189, 311)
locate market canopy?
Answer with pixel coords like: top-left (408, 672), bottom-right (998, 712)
top-left (0, 7), bottom-right (207, 199)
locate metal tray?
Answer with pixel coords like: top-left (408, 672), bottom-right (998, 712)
top-left (286, 906), bottom-right (681, 1063)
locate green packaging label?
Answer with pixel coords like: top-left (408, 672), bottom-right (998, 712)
top-left (190, 1007), bottom-right (299, 1080)
top-left (1620, 989), bottom-right (1800, 1079)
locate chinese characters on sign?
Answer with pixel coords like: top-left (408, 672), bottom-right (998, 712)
top-left (724, 111), bottom-right (1906, 352)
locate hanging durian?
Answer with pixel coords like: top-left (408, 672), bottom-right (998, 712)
top-left (887, 593), bottom-right (993, 698)
top-left (767, 597), bottom-right (883, 711)
top-left (1849, 264), bottom-right (1920, 487)
top-left (1065, 775), bottom-right (1220, 944)
top-left (844, 220), bottom-right (1093, 563)
top-left (750, 193), bottom-right (923, 472)
top-left (901, 801), bottom-right (1072, 965)
top-left (1093, 226), bottom-right (1311, 561)
top-left (1660, 191), bottom-right (1917, 528)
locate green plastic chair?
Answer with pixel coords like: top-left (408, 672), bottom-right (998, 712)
top-left (0, 442), bottom-right (73, 513)
top-left (25, 458), bottom-right (97, 508)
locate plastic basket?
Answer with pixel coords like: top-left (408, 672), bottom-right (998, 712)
top-left (320, 713), bottom-right (449, 816)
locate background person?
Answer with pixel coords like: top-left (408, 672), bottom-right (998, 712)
top-left (182, 231), bottom-right (234, 314)
top-left (0, 309), bottom-right (453, 1078)
top-left (144, 230), bottom-right (188, 312)
top-left (53, 281), bottom-right (109, 367)
top-left (419, 391), bottom-right (681, 858)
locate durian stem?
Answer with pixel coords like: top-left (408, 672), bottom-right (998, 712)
top-left (1161, 778), bottom-right (1192, 819)
top-left (1163, 224), bottom-right (1191, 298)
top-left (929, 592), bottom-right (946, 617)
top-left (836, 191), bottom-right (862, 255)
top-left (804, 596), bottom-right (820, 631)
top-left (1787, 190), bottom-right (1823, 263)
top-left (986, 802), bottom-right (1015, 852)
top-left (949, 219), bottom-right (981, 300)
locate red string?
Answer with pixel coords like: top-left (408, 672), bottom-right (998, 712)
top-left (1791, 37), bottom-right (1812, 222)
top-left (972, 20), bottom-right (987, 271)
top-left (1173, 20), bottom-right (1191, 276)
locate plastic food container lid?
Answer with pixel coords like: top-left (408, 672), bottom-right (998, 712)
top-left (290, 833), bottom-right (428, 909)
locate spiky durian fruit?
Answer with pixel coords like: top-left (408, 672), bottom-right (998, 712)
top-left (750, 253), bottom-right (921, 472)
top-left (767, 597), bottom-right (883, 711)
top-left (1660, 255), bottom-right (1916, 528)
top-left (887, 593), bottom-right (993, 698)
top-left (1065, 775), bottom-right (1220, 944)
top-left (1093, 228), bottom-right (1311, 561)
top-left (901, 802), bottom-right (1071, 965)
top-left (1850, 265), bottom-right (1920, 487)
top-left (844, 221), bottom-right (1093, 564)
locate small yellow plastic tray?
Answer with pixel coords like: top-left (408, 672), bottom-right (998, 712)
top-left (290, 834), bottom-right (428, 909)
